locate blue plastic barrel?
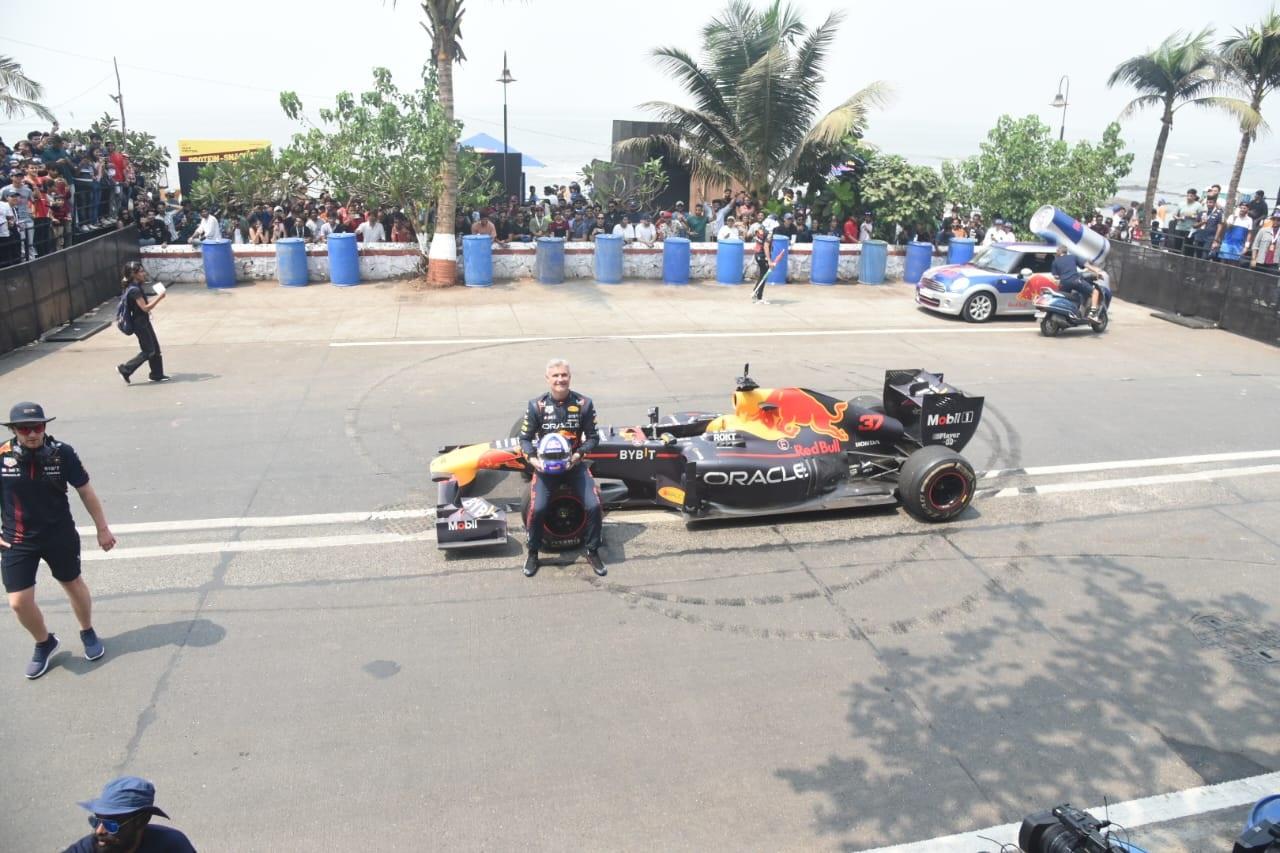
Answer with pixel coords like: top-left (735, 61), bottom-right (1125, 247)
top-left (595, 234), bottom-right (623, 284)
top-left (275, 238), bottom-right (308, 287)
top-left (536, 237), bottom-right (565, 284)
top-left (810, 235), bottom-right (840, 285)
top-left (859, 239), bottom-right (888, 284)
top-left (1247, 795), bottom-right (1280, 832)
top-left (328, 233), bottom-right (360, 286)
top-left (462, 235), bottom-right (493, 287)
top-left (663, 237), bottom-right (690, 284)
top-left (716, 240), bottom-right (744, 284)
top-left (200, 239), bottom-right (235, 289)
top-left (947, 236), bottom-right (976, 266)
top-left (904, 241), bottom-right (934, 284)
top-left (767, 234), bottom-right (790, 284)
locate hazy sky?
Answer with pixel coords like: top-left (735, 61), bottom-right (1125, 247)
top-left (2, 0), bottom-right (1277, 200)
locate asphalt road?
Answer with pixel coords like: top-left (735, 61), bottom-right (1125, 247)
top-left (1, 279), bottom-right (1277, 852)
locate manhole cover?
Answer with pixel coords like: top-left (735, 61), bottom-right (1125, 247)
top-left (1188, 612), bottom-right (1279, 670)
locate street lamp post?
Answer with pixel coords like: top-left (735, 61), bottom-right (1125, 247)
top-left (1050, 75), bottom-right (1070, 142)
top-left (497, 53), bottom-right (516, 201)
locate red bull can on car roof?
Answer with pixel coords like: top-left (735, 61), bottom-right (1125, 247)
top-left (1030, 205), bottom-right (1110, 264)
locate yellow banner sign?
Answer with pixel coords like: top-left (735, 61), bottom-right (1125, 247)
top-left (177, 139), bottom-right (270, 163)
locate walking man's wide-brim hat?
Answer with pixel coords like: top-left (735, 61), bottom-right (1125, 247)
top-left (5, 402), bottom-right (55, 427)
top-left (77, 776), bottom-right (171, 819)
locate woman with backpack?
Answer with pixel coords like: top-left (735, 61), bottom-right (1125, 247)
top-left (115, 261), bottom-right (169, 383)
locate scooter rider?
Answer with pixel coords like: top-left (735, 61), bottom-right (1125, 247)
top-left (518, 359), bottom-right (606, 579)
top-left (1051, 244), bottom-right (1104, 322)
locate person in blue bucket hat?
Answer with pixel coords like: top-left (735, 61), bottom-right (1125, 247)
top-left (62, 776), bottom-right (196, 852)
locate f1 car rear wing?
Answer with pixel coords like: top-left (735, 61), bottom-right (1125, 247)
top-left (881, 369), bottom-right (984, 452)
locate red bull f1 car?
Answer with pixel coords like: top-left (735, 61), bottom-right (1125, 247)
top-left (429, 367), bottom-right (985, 551)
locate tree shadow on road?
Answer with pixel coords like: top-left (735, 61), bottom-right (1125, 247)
top-left (774, 551), bottom-right (1279, 850)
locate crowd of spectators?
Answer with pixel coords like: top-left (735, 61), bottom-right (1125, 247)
top-left (137, 193), bottom-right (419, 249)
top-left (1130, 185), bottom-right (1276, 272)
top-left (458, 183), bottom-right (904, 252)
top-left (0, 128), bottom-right (141, 267)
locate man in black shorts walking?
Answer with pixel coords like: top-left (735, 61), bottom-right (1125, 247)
top-left (1, 402), bottom-right (117, 679)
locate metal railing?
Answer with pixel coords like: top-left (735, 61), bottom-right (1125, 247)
top-left (0, 226), bottom-right (139, 355)
top-left (1107, 240), bottom-right (1279, 346)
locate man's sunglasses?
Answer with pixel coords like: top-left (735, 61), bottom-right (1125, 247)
top-left (88, 813), bottom-right (143, 834)
top-left (13, 424), bottom-right (46, 435)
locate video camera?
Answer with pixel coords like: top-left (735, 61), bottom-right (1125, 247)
top-left (1019, 804), bottom-right (1144, 853)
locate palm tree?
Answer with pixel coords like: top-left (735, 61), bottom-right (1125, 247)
top-left (1219, 11), bottom-right (1280, 208)
top-left (617, 0), bottom-right (887, 200)
top-left (1108, 28), bottom-right (1260, 221)
top-left (0, 55), bottom-right (54, 123)
top-left (421, 0), bottom-right (467, 285)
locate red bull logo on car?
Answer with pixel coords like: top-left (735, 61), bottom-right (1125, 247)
top-left (761, 389), bottom-right (850, 441)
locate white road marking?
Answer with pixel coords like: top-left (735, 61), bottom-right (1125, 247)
top-left (74, 451), bottom-right (1280, 561)
top-left (981, 448), bottom-right (1280, 480)
top-left (76, 508), bottom-right (432, 537)
top-left (82, 531), bottom-right (436, 562)
top-left (330, 327), bottom-right (1037, 348)
top-left (985, 464), bottom-right (1280, 499)
top-left (859, 769), bottom-right (1280, 852)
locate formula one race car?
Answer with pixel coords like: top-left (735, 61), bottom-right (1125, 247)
top-left (429, 366), bottom-right (985, 551)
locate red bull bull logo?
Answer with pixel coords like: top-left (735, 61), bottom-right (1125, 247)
top-left (761, 389), bottom-right (850, 442)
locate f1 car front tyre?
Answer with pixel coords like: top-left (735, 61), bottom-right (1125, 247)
top-left (897, 445), bottom-right (975, 523)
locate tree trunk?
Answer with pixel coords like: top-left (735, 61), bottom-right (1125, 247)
top-left (427, 44), bottom-right (459, 287)
top-left (1225, 89), bottom-right (1263, 210)
top-left (1143, 105), bottom-right (1173, 226)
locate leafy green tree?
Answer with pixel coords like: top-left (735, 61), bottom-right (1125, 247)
top-left (1108, 28), bottom-right (1260, 223)
top-left (1219, 11), bottom-right (1280, 208)
top-left (188, 147), bottom-right (307, 212)
top-left (619, 0), bottom-right (887, 199)
top-left (1059, 122), bottom-right (1134, 219)
top-left (859, 153), bottom-right (945, 241)
top-left (578, 158), bottom-right (669, 212)
top-left (939, 159), bottom-right (975, 223)
top-left (280, 66), bottom-right (495, 234)
top-left (0, 55), bottom-right (53, 122)
top-left (941, 115), bottom-right (1133, 236)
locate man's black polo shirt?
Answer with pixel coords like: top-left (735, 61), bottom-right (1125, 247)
top-left (0, 438), bottom-right (88, 544)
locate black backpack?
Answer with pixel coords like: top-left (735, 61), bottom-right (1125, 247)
top-left (115, 285), bottom-right (139, 335)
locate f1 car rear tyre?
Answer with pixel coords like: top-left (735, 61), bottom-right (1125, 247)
top-left (1039, 317), bottom-right (1061, 337)
top-left (897, 445), bottom-right (975, 523)
top-left (961, 292), bottom-right (995, 323)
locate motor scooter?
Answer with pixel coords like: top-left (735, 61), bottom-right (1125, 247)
top-left (1031, 271), bottom-right (1112, 337)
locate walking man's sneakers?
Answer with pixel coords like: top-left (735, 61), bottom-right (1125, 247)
top-left (586, 550), bottom-right (607, 577)
top-left (25, 633), bottom-right (59, 679)
top-left (81, 628), bottom-right (105, 661)
top-left (523, 550), bottom-right (540, 578)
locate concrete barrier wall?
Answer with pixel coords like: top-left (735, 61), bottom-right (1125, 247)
top-left (141, 241), bottom-right (946, 284)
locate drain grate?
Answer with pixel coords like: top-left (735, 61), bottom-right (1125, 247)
top-left (373, 497), bottom-right (434, 535)
top-left (1188, 612), bottom-right (1279, 670)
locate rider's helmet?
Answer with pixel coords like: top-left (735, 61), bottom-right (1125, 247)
top-left (536, 432), bottom-right (573, 474)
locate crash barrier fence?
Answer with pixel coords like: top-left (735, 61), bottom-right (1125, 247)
top-left (1106, 240), bottom-right (1279, 346)
top-left (0, 225), bottom-right (140, 356)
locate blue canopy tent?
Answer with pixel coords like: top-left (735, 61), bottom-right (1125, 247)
top-left (459, 132), bottom-right (545, 169)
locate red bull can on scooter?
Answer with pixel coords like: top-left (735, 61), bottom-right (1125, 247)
top-left (1030, 205), bottom-right (1110, 264)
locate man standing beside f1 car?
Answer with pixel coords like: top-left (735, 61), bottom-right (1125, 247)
top-left (518, 359), bottom-right (606, 579)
